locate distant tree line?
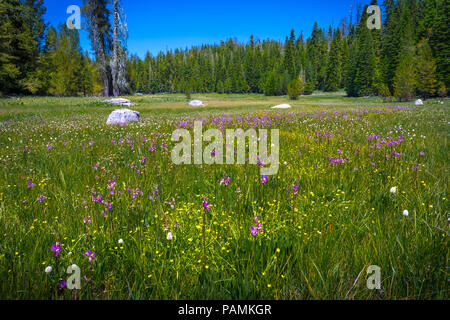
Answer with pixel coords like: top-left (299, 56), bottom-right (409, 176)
top-left (0, 0), bottom-right (448, 100)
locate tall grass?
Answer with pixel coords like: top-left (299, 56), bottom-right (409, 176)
top-left (0, 94), bottom-right (448, 299)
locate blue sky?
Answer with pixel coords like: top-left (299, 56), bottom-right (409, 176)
top-left (43, 0), bottom-right (372, 58)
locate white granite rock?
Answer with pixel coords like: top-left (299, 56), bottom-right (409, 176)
top-left (188, 100), bottom-right (205, 107)
top-left (271, 104), bottom-right (292, 109)
top-left (106, 109), bottom-right (141, 125)
top-left (104, 98), bottom-right (134, 107)
top-left (414, 99), bottom-right (424, 105)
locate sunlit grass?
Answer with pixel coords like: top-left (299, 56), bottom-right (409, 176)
top-left (0, 94), bottom-right (448, 299)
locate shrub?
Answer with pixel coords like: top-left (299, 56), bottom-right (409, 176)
top-left (287, 79), bottom-right (302, 100)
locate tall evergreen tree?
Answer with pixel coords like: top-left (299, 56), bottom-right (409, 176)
top-left (416, 39), bottom-right (438, 98)
top-left (324, 28), bottom-right (343, 92)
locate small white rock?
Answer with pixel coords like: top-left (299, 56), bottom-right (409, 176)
top-left (188, 100), bottom-right (205, 107)
top-left (104, 98), bottom-right (134, 107)
top-left (414, 99), bottom-right (423, 105)
top-left (271, 104), bottom-right (292, 109)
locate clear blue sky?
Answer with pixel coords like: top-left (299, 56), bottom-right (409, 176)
top-left (43, 0), bottom-right (373, 58)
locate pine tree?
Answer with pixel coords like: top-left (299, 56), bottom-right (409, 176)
top-left (394, 46), bottom-right (417, 102)
top-left (429, 0), bottom-right (450, 91)
top-left (346, 5), bottom-right (377, 97)
top-left (324, 28), bottom-right (343, 92)
top-left (0, 0), bottom-right (47, 94)
top-left (416, 40), bottom-right (437, 98)
top-left (264, 70), bottom-right (278, 96)
top-left (287, 77), bottom-right (303, 100)
top-left (382, 0), bottom-right (402, 93)
top-left (283, 30), bottom-right (297, 79)
top-left (48, 24), bottom-right (83, 96)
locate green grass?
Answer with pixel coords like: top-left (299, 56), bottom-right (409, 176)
top-left (0, 93), bottom-right (448, 299)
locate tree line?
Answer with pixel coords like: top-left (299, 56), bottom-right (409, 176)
top-left (0, 0), bottom-right (448, 100)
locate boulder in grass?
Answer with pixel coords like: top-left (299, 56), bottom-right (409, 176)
top-left (271, 104), bottom-right (292, 109)
top-left (188, 100), bottom-right (205, 107)
top-left (414, 99), bottom-right (424, 105)
top-left (106, 109), bottom-right (141, 125)
top-left (104, 98), bottom-right (134, 107)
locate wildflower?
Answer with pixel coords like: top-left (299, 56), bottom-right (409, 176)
top-left (261, 176), bottom-right (269, 185)
top-left (202, 201), bottom-right (210, 211)
top-left (403, 210), bottom-right (409, 217)
top-left (45, 266), bottom-right (52, 274)
top-left (220, 177), bottom-right (231, 186)
top-left (390, 187), bottom-right (397, 194)
top-left (51, 242), bottom-right (61, 257)
top-left (118, 239), bottom-right (123, 244)
top-left (59, 281), bottom-right (67, 288)
top-left (251, 217), bottom-right (264, 236)
top-left (83, 250), bottom-right (95, 263)
top-left (166, 232), bottom-right (173, 241)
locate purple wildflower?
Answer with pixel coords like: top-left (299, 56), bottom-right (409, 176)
top-left (83, 250), bottom-right (95, 263)
top-left (261, 176), bottom-right (269, 185)
top-left (51, 242), bottom-right (61, 257)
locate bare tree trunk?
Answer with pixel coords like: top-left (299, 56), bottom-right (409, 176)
top-left (82, 0), bottom-right (112, 97)
top-left (111, 0), bottom-right (129, 96)
top-left (111, 0), bottom-right (119, 97)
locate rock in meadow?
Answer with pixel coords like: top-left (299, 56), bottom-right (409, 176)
top-left (106, 108), bottom-right (141, 125)
top-left (414, 99), bottom-right (424, 105)
top-left (188, 100), bottom-right (205, 107)
top-left (104, 98), bottom-right (134, 107)
top-left (271, 104), bottom-right (292, 109)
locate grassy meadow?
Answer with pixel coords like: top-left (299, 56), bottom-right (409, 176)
top-left (0, 93), bottom-right (448, 299)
